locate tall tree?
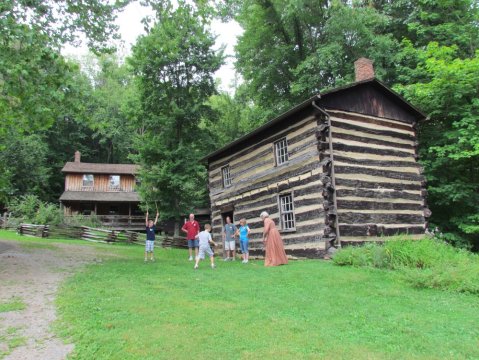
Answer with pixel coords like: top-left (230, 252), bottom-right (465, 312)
top-left (83, 54), bottom-right (141, 164)
top-left (130, 1), bottom-right (223, 227)
top-left (0, 0), bottom-right (130, 205)
top-left (234, 0), bottom-right (398, 120)
top-left (395, 43), bottom-right (479, 249)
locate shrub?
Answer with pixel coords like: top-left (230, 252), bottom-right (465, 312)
top-left (333, 237), bottom-right (479, 294)
top-left (8, 195), bottom-right (62, 225)
top-left (63, 214), bottom-right (102, 228)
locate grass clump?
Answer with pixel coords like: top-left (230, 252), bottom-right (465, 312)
top-left (0, 327), bottom-right (27, 358)
top-left (333, 237), bottom-right (479, 294)
top-left (0, 297), bottom-right (26, 313)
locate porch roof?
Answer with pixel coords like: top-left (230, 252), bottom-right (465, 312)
top-left (59, 191), bottom-right (140, 202)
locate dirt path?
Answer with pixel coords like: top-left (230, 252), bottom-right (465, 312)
top-left (0, 240), bottom-right (105, 360)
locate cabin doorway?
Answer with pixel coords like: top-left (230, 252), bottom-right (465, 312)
top-left (221, 207), bottom-right (234, 259)
top-left (222, 211), bottom-right (234, 225)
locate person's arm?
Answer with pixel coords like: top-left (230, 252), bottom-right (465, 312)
top-left (263, 220), bottom-right (270, 243)
top-left (247, 225), bottom-right (251, 235)
top-left (154, 211), bottom-right (159, 225)
top-left (181, 222), bottom-right (188, 234)
top-left (145, 210), bottom-right (149, 226)
top-left (233, 225), bottom-right (238, 238)
top-left (234, 228), bottom-right (239, 237)
top-left (196, 221), bottom-right (200, 236)
top-left (208, 233), bottom-right (216, 247)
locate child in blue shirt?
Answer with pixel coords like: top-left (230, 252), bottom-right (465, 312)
top-left (236, 218), bottom-right (251, 263)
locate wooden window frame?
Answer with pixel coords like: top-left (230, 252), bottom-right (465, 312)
top-left (274, 137), bottom-right (289, 166)
top-left (278, 192), bottom-right (296, 232)
top-left (221, 165), bottom-right (232, 188)
top-left (82, 174), bottom-right (94, 190)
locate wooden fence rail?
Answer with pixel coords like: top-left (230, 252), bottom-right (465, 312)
top-left (18, 224), bottom-right (49, 238)
top-left (16, 223), bottom-right (190, 250)
top-left (17, 224), bottom-right (142, 244)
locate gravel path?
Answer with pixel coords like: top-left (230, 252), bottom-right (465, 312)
top-left (0, 240), bottom-right (105, 360)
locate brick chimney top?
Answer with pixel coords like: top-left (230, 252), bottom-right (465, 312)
top-left (354, 57), bottom-right (375, 82)
top-left (74, 151), bottom-right (81, 162)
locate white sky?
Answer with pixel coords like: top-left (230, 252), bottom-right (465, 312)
top-left (62, 2), bottom-right (243, 92)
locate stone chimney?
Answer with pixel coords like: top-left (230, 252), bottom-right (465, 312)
top-left (354, 57), bottom-right (375, 82)
top-left (74, 150), bottom-right (81, 162)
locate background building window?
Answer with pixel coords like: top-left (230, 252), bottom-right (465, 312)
top-left (82, 174), bottom-right (94, 188)
top-left (109, 175), bottom-right (120, 190)
top-left (222, 165), bottom-right (232, 187)
top-left (279, 193), bottom-right (295, 230)
top-left (274, 138), bottom-right (289, 165)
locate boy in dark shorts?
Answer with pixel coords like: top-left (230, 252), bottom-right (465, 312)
top-left (145, 210), bottom-right (159, 262)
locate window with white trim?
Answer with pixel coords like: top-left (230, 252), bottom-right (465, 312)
top-left (274, 137), bottom-right (289, 165)
top-left (279, 193), bottom-right (295, 230)
top-left (109, 175), bottom-right (120, 190)
top-left (222, 165), bottom-right (231, 188)
top-left (82, 174), bottom-right (94, 188)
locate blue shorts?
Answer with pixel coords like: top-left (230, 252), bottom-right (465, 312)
top-left (188, 239), bottom-right (199, 248)
top-left (145, 240), bottom-right (154, 252)
top-left (240, 240), bottom-right (249, 253)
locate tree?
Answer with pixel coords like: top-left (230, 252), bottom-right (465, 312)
top-left (83, 54), bottom-right (141, 164)
top-left (130, 1), bottom-right (223, 228)
top-left (395, 42), bottom-right (479, 249)
top-left (234, 0), bottom-right (398, 120)
top-left (377, 0), bottom-right (479, 58)
top-left (0, 0), bottom-right (130, 205)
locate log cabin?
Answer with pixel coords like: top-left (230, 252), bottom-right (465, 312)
top-left (203, 58), bottom-right (430, 258)
top-left (59, 151), bottom-right (144, 229)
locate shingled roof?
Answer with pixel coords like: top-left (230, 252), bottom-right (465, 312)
top-left (59, 191), bottom-right (140, 202)
top-left (61, 162), bottom-right (139, 175)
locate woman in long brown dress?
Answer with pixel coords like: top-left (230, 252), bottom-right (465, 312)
top-left (260, 211), bottom-right (288, 266)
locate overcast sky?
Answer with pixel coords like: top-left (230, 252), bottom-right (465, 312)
top-left (62, 2), bottom-right (243, 92)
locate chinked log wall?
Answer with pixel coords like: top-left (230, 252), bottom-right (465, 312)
top-left (328, 109), bottom-right (428, 242)
top-left (208, 114), bottom-right (327, 257)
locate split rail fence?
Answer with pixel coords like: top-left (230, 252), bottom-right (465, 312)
top-left (16, 223), bottom-right (187, 248)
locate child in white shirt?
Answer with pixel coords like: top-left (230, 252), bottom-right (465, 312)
top-left (194, 224), bottom-right (217, 269)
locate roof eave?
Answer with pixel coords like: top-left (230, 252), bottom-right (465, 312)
top-left (201, 94), bottom-right (320, 162)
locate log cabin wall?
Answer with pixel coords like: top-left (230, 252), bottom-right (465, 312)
top-left (208, 110), bottom-right (328, 258)
top-left (65, 174), bottom-right (136, 192)
top-left (326, 109), bottom-right (428, 242)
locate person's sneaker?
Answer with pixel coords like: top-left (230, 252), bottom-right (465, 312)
top-left (189, 256), bottom-right (193, 261)
top-left (151, 258), bottom-right (155, 262)
top-left (144, 259), bottom-right (147, 262)
top-left (223, 257), bottom-right (230, 261)
top-left (244, 260), bottom-right (249, 263)
top-left (194, 264), bottom-right (198, 270)
top-left (241, 260), bottom-right (246, 263)
top-left (211, 264), bottom-right (216, 269)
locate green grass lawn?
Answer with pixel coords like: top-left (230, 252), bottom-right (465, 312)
top-left (1, 231), bottom-right (478, 359)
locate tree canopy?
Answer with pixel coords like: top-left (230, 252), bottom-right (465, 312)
top-left (1, 0), bottom-right (478, 249)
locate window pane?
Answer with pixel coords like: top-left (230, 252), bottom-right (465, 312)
top-left (275, 138), bottom-right (288, 165)
top-left (109, 175), bottom-right (120, 189)
top-left (82, 174), bottom-right (94, 187)
top-left (222, 166), bottom-right (231, 187)
top-left (279, 193), bottom-right (295, 230)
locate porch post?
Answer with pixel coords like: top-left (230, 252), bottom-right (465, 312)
top-left (128, 203), bottom-right (131, 225)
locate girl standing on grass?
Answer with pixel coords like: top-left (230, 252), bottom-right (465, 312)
top-left (236, 218), bottom-right (251, 263)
